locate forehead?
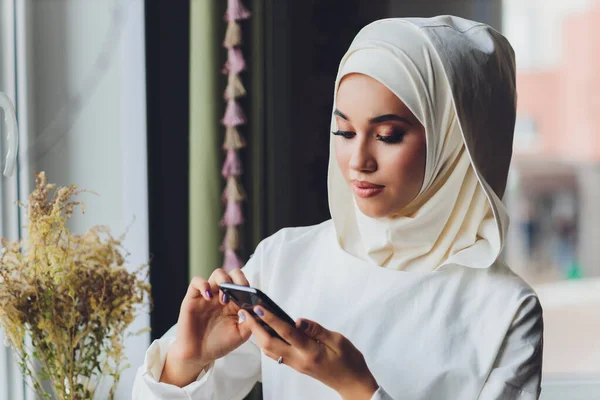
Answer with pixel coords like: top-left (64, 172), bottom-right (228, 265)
top-left (335, 73), bottom-right (413, 117)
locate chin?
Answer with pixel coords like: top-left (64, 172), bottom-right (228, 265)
top-left (354, 195), bottom-right (410, 219)
top-left (354, 199), bottom-right (391, 219)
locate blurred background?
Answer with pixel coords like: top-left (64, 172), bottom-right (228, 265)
top-left (0, 0), bottom-right (598, 399)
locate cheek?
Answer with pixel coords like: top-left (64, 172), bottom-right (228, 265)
top-left (334, 140), bottom-right (350, 177)
top-left (382, 145), bottom-right (426, 187)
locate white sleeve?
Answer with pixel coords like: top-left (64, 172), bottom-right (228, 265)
top-left (478, 295), bottom-right (543, 400)
top-left (369, 295), bottom-right (543, 400)
top-left (132, 240), bottom-right (267, 400)
top-left (132, 334), bottom-right (261, 400)
top-left (370, 386), bottom-right (394, 400)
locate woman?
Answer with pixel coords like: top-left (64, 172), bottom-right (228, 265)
top-left (133, 16), bottom-right (543, 400)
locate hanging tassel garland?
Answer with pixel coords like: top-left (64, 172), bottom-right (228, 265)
top-left (224, 73), bottom-right (246, 100)
top-left (220, 199), bottom-right (244, 227)
top-left (223, 126), bottom-right (246, 150)
top-left (224, 20), bottom-right (242, 48)
top-left (220, 0), bottom-right (250, 270)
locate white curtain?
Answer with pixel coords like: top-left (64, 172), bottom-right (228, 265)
top-left (0, 0), bottom-right (32, 398)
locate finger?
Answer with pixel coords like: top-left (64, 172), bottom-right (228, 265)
top-left (262, 349), bottom-right (283, 364)
top-left (253, 306), bottom-right (308, 349)
top-left (228, 268), bottom-right (250, 286)
top-left (235, 309), bottom-right (254, 341)
top-left (208, 268), bottom-right (233, 305)
top-left (296, 318), bottom-right (338, 349)
top-left (239, 310), bottom-right (291, 359)
top-left (186, 276), bottom-right (214, 301)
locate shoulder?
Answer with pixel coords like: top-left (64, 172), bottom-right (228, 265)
top-left (454, 259), bottom-right (540, 303)
top-left (444, 259), bottom-right (543, 330)
top-left (485, 260), bottom-right (541, 308)
top-left (256, 219), bottom-right (334, 256)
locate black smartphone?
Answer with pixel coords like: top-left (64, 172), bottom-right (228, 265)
top-left (219, 282), bottom-right (295, 341)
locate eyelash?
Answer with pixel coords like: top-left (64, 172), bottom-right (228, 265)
top-left (331, 130), bottom-right (406, 144)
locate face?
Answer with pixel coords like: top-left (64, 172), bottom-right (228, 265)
top-left (334, 73), bottom-right (427, 218)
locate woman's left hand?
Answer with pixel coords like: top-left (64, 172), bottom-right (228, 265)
top-left (238, 306), bottom-right (379, 400)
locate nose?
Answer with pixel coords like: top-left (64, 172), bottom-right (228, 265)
top-left (349, 138), bottom-right (377, 173)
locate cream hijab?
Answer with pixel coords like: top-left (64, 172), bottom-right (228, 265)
top-left (328, 16), bottom-right (516, 272)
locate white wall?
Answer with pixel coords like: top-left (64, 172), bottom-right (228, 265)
top-left (24, 0), bottom-right (150, 398)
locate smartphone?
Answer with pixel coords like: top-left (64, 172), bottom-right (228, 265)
top-left (219, 282), bottom-right (295, 341)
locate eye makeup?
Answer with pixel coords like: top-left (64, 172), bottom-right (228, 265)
top-left (377, 130), bottom-right (405, 143)
top-left (331, 129), bottom-right (406, 144)
top-left (331, 130), bottom-right (355, 139)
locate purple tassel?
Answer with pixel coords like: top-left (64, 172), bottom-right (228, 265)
top-left (220, 199), bottom-right (244, 227)
top-left (223, 249), bottom-right (244, 271)
top-left (224, 0), bottom-right (251, 22)
top-left (222, 48), bottom-right (246, 75)
top-left (222, 149), bottom-right (242, 177)
top-left (221, 99), bottom-right (246, 127)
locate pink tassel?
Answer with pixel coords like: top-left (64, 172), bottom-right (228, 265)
top-left (224, 0), bottom-right (251, 22)
top-left (220, 199), bottom-right (244, 227)
top-left (222, 248), bottom-right (244, 271)
top-left (222, 149), bottom-right (242, 177)
top-left (222, 48), bottom-right (246, 75)
top-left (221, 99), bottom-right (246, 127)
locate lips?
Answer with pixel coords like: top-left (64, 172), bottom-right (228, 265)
top-left (351, 180), bottom-right (385, 198)
top-left (352, 180), bottom-right (384, 189)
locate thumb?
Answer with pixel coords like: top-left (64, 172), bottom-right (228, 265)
top-left (297, 318), bottom-right (333, 344)
top-left (236, 310), bottom-right (254, 341)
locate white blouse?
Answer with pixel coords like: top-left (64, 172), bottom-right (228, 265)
top-left (132, 221), bottom-right (543, 399)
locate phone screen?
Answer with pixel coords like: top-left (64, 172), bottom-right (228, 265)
top-left (219, 283), bottom-right (295, 341)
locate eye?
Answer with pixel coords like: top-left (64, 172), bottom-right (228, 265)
top-left (377, 130), bottom-right (405, 144)
top-left (332, 130), bottom-right (355, 139)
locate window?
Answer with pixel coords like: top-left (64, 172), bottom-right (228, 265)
top-left (0, 1), bottom-right (149, 398)
top-left (0, 1), bottom-right (28, 398)
top-left (503, 0), bottom-right (600, 397)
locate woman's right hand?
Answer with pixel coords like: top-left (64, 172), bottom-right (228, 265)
top-left (160, 268), bottom-right (253, 387)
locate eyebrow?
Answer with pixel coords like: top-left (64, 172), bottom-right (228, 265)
top-left (334, 109), bottom-right (413, 125)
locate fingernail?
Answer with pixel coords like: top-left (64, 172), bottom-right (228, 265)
top-left (254, 307), bottom-right (264, 317)
top-left (222, 293), bottom-right (229, 303)
top-left (238, 311), bottom-right (246, 323)
top-left (300, 320), bottom-right (309, 331)
top-left (205, 290), bottom-right (213, 299)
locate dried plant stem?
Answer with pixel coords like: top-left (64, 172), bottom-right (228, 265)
top-left (0, 172), bottom-right (151, 399)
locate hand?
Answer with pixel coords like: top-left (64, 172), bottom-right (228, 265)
top-left (160, 268), bottom-right (253, 387)
top-left (238, 306), bottom-right (379, 400)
